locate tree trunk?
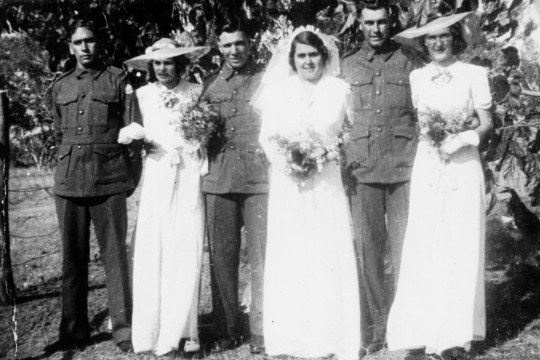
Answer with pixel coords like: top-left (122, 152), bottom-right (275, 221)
top-left (0, 90), bottom-right (15, 306)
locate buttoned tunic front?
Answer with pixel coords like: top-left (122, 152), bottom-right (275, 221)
top-left (201, 62), bottom-right (269, 194)
top-left (341, 43), bottom-right (419, 184)
top-left (52, 66), bottom-right (140, 197)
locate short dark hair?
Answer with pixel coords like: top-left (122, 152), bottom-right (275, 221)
top-left (358, 0), bottom-right (391, 14)
top-left (288, 31), bottom-right (329, 72)
top-left (68, 19), bottom-right (105, 41)
top-left (215, 10), bottom-right (253, 38)
top-left (419, 21), bottom-right (468, 56)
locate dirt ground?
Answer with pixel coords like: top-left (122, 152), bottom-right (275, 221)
top-left (1, 168), bottom-right (540, 360)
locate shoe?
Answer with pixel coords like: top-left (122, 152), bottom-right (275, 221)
top-left (183, 339), bottom-right (201, 353)
top-left (250, 343), bottom-right (265, 355)
top-left (44, 338), bottom-right (88, 353)
top-left (211, 336), bottom-right (240, 352)
top-left (117, 340), bottom-right (133, 353)
top-left (366, 342), bottom-right (385, 354)
top-left (405, 348), bottom-right (426, 360)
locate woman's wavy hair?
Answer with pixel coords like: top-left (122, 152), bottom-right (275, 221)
top-left (288, 31), bottom-right (329, 72)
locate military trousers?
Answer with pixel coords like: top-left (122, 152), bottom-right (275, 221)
top-left (55, 192), bottom-right (131, 344)
top-left (349, 181), bottom-right (410, 346)
top-left (205, 192), bottom-right (268, 345)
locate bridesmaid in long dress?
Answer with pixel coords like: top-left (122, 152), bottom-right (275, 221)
top-left (256, 28), bottom-right (361, 360)
top-left (119, 38), bottom-right (209, 356)
top-left (386, 12), bottom-right (493, 360)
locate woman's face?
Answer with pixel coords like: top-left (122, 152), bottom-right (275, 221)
top-left (293, 43), bottom-right (325, 83)
top-left (153, 58), bottom-right (179, 88)
top-left (425, 27), bottom-right (454, 64)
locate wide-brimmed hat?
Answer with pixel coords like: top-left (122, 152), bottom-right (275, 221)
top-left (124, 38), bottom-right (209, 71)
top-left (395, 11), bottom-right (471, 39)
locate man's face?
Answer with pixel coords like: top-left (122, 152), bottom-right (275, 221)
top-left (70, 27), bottom-right (99, 69)
top-left (218, 31), bottom-right (250, 69)
top-left (359, 8), bottom-right (391, 50)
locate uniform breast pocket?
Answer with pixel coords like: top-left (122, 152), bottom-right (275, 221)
top-left (349, 75), bottom-right (374, 111)
top-left (91, 91), bottom-right (121, 126)
top-left (208, 93), bottom-right (233, 114)
top-left (385, 75), bottom-right (412, 109)
top-left (56, 93), bottom-right (79, 126)
top-left (92, 144), bottom-right (128, 184)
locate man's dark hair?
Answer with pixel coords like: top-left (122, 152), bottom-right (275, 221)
top-left (358, 0), bottom-right (391, 14)
top-left (288, 31), bottom-right (329, 72)
top-left (214, 9), bottom-right (253, 38)
top-left (68, 18), bottom-right (105, 41)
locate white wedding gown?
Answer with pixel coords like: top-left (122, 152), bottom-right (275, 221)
top-left (131, 82), bottom-right (205, 355)
top-left (387, 62), bottom-right (492, 354)
top-left (260, 75), bottom-right (361, 360)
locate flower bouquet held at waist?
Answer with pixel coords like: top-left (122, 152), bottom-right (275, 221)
top-left (166, 94), bottom-right (222, 154)
top-left (418, 107), bottom-right (479, 159)
top-left (267, 130), bottom-right (342, 189)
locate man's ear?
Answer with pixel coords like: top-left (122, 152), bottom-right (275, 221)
top-left (69, 43), bottom-right (75, 56)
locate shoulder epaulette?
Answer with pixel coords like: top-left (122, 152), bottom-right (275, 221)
top-left (341, 47), bottom-right (361, 61)
top-left (54, 68), bottom-right (76, 83)
top-left (105, 65), bottom-right (125, 76)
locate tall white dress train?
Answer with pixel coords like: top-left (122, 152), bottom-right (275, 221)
top-left (387, 61), bottom-right (492, 354)
top-left (260, 75), bottom-right (361, 360)
top-left (131, 82), bottom-right (205, 355)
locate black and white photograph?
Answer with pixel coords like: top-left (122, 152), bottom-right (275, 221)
top-left (1, 0), bottom-right (540, 359)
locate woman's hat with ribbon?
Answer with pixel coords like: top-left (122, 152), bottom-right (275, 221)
top-left (124, 37), bottom-right (210, 71)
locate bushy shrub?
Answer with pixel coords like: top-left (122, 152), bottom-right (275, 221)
top-left (0, 33), bottom-right (58, 169)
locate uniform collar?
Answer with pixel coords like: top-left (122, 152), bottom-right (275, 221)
top-left (74, 65), bottom-right (105, 80)
top-left (359, 41), bottom-right (398, 62)
top-left (220, 60), bottom-right (258, 80)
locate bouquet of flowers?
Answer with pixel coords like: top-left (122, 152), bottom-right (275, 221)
top-left (419, 107), bottom-right (479, 150)
top-left (267, 130), bottom-right (342, 189)
top-left (168, 94), bottom-right (222, 154)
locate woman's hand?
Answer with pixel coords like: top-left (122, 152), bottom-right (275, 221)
top-left (118, 123), bottom-right (147, 144)
top-left (439, 130), bottom-right (480, 159)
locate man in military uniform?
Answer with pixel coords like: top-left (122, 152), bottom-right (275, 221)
top-left (341, 0), bottom-right (419, 354)
top-left (200, 16), bottom-right (268, 355)
top-left (46, 19), bottom-right (140, 353)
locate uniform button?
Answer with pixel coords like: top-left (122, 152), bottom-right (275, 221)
top-left (230, 127), bottom-right (236, 132)
top-left (78, 110), bottom-right (84, 114)
top-left (398, 80), bottom-right (403, 84)
top-left (77, 127), bottom-right (83, 131)
top-left (378, 127), bottom-right (383, 132)
top-left (81, 93), bottom-right (86, 98)
top-left (233, 90), bottom-right (238, 95)
top-left (232, 108), bottom-right (237, 113)
top-left (376, 72), bottom-right (381, 76)
top-left (376, 90), bottom-right (381, 95)
top-left (230, 145), bottom-right (235, 150)
top-left (77, 145), bottom-right (82, 149)
top-left (376, 109), bottom-right (381, 114)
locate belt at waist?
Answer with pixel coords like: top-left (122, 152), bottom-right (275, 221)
top-left (61, 134), bottom-right (119, 145)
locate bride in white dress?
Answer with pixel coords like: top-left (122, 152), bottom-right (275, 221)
top-left (386, 12), bottom-right (493, 358)
top-left (120, 38), bottom-right (209, 355)
top-left (256, 28), bottom-right (361, 360)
